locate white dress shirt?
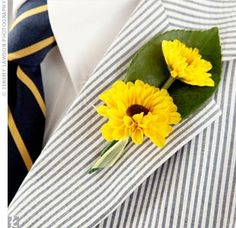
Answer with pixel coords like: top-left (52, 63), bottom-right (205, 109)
top-left (44, 0), bottom-right (139, 141)
top-left (11, 0), bottom-right (140, 143)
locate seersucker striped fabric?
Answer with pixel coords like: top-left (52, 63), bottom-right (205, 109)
top-left (97, 60), bottom-right (236, 228)
top-left (8, 0), bottom-right (236, 227)
top-left (96, 1), bottom-right (236, 227)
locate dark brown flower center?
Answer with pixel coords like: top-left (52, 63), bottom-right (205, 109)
top-left (126, 104), bottom-right (149, 117)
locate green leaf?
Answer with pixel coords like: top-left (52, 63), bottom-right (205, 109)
top-left (125, 27), bottom-right (222, 119)
top-left (89, 138), bottom-right (129, 173)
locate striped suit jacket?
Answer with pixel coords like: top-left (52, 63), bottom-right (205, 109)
top-left (9, 0), bottom-right (236, 227)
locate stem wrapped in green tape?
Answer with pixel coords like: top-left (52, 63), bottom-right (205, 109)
top-left (89, 138), bottom-right (129, 173)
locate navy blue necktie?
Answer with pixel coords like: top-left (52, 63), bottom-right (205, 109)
top-left (8, 0), bottom-right (56, 204)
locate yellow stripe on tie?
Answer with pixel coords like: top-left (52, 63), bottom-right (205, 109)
top-left (17, 66), bottom-right (46, 116)
top-left (8, 36), bottom-right (55, 61)
top-left (8, 107), bottom-right (33, 171)
top-left (10, 5), bottom-right (48, 30)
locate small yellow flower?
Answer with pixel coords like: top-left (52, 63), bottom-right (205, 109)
top-left (97, 80), bottom-right (181, 148)
top-left (162, 39), bottom-right (214, 87)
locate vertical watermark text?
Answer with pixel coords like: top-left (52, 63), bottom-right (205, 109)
top-left (0, 0), bottom-right (7, 227)
top-left (1, 0), bottom-right (7, 97)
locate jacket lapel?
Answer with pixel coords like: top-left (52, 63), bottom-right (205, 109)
top-left (9, 1), bottom-right (224, 227)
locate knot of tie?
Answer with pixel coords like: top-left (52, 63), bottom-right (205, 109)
top-left (8, 0), bottom-right (55, 66)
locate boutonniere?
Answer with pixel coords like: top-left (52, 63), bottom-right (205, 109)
top-left (89, 27), bottom-right (221, 173)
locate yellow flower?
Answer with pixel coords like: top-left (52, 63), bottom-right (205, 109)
top-left (97, 80), bottom-right (181, 148)
top-left (162, 39), bottom-right (214, 87)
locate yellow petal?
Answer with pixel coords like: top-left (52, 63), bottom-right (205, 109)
top-left (130, 128), bottom-right (143, 144)
top-left (112, 80), bottom-right (126, 90)
top-left (169, 112), bottom-right (182, 124)
top-left (149, 133), bottom-right (166, 148)
top-left (156, 124), bottom-right (173, 136)
top-left (135, 80), bottom-right (145, 87)
top-left (204, 78), bottom-right (215, 87)
top-left (112, 127), bottom-right (129, 140)
top-left (109, 118), bottom-right (124, 128)
top-left (123, 116), bottom-right (134, 128)
top-left (101, 123), bottom-right (114, 141)
top-left (133, 113), bottom-right (144, 125)
top-left (96, 105), bottom-right (109, 117)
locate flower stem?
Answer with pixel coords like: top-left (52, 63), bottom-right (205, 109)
top-left (162, 77), bottom-right (175, 90)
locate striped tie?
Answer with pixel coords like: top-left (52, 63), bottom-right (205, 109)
top-left (8, 0), bottom-right (56, 204)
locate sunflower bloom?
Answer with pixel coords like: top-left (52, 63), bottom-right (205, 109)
top-left (97, 80), bottom-right (181, 148)
top-left (162, 39), bottom-right (214, 87)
